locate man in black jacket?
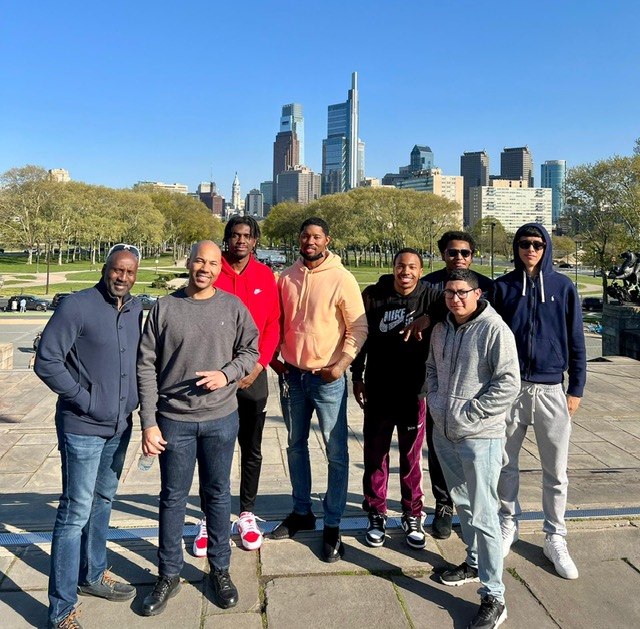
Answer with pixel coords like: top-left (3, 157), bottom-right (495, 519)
top-left (36, 244), bottom-right (142, 629)
top-left (352, 248), bottom-right (445, 549)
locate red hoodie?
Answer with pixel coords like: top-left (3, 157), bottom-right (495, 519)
top-left (214, 255), bottom-right (280, 369)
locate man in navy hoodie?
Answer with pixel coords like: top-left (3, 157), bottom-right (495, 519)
top-left (492, 224), bottom-right (586, 580)
top-left (36, 244), bottom-right (142, 628)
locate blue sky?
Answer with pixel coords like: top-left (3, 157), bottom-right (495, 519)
top-left (1, 1), bottom-right (638, 200)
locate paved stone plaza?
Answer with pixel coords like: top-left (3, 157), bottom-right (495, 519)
top-left (1, 359), bottom-right (640, 628)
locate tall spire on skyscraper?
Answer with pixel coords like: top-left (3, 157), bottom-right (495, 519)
top-left (232, 172), bottom-right (241, 210)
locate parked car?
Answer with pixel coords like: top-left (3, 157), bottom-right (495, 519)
top-left (5, 295), bottom-right (49, 311)
top-left (137, 295), bottom-right (158, 310)
top-left (558, 263), bottom-right (574, 269)
top-left (51, 292), bottom-right (75, 308)
top-left (582, 297), bottom-right (604, 312)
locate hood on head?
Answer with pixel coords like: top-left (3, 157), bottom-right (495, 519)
top-left (512, 223), bottom-right (554, 275)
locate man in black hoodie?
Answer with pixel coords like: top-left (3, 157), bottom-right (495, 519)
top-left (352, 248), bottom-right (445, 549)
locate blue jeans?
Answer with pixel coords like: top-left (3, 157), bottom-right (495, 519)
top-left (434, 431), bottom-right (505, 602)
top-left (157, 411), bottom-right (238, 576)
top-left (49, 424), bottom-right (132, 626)
top-left (280, 368), bottom-right (349, 528)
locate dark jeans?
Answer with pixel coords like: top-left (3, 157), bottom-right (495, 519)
top-left (362, 398), bottom-right (426, 517)
top-left (426, 407), bottom-right (453, 508)
top-left (158, 411), bottom-right (238, 576)
top-left (48, 424), bottom-right (131, 626)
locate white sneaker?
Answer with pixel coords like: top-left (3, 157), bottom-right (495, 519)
top-left (501, 521), bottom-right (518, 558)
top-left (235, 511), bottom-right (263, 551)
top-left (543, 534), bottom-right (579, 579)
top-left (192, 517), bottom-right (208, 557)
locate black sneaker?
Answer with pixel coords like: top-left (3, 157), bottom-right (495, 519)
top-left (210, 568), bottom-right (238, 609)
top-left (467, 595), bottom-right (507, 629)
top-left (77, 569), bottom-right (136, 601)
top-left (271, 510), bottom-right (316, 539)
top-left (142, 575), bottom-right (181, 616)
top-left (401, 513), bottom-right (426, 549)
top-left (440, 561), bottom-right (480, 587)
top-left (365, 512), bottom-right (387, 548)
top-left (432, 503), bottom-right (453, 539)
top-left (321, 525), bottom-right (345, 563)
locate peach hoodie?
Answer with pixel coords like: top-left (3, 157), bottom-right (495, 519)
top-left (277, 251), bottom-right (368, 371)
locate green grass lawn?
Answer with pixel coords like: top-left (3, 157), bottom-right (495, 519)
top-left (0, 253), bottom-right (178, 274)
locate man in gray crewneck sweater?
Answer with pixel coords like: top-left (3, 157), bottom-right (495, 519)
top-left (137, 240), bottom-right (259, 617)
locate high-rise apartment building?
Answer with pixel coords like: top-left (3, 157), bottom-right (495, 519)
top-left (500, 146), bottom-right (534, 187)
top-left (460, 151), bottom-right (490, 228)
top-left (197, 181), bottom-right (225, 217)
top-left (273, 129), bottom-right (300, 205)
top-left (540, 160), bottom-right (567, 224)
top-left (321, 72), bottom-right (363, 194)
top-left (260, 181), bottom-right (273, 215)
top-left (469, 186), bottom-right (552, 233)
top-left (276, 166), bottom-right (321, 205)
top-left (245, 189), bottom-right (264, 217)
top-left (280, 104), bottom-right (304, 166)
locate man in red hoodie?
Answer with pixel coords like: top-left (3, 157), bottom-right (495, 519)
top-left (192, 216), bottom-right (280, 554)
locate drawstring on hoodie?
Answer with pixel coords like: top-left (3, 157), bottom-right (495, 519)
top-left (520, 269), bottom-right (546, 303)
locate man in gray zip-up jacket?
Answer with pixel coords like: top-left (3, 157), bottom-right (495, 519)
top-left (426, 269), bottom-right (519, 629)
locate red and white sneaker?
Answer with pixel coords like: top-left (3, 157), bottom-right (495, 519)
top-left (193, 517), bottom-right (208, 557)
top-left (235, 511), bottom-right (263, 551)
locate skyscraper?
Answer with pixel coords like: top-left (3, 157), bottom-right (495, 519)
top-left (280, 104), bottom-right (304, 166)
top-left (276, 166), bottom-right (321, 205)
top-left (540, 160), bottom-right (567, 224)
top-left (409, 145), bottom-right (434, 173)
top-left (272, 104), bottom-right (301, 206)
top-left (231, 172), bottom-right (241, 211)
top-left (321, 72), bottom-right (363, 195)
top-left (500, 146), bottom-right (534, 187)
top-left (460, 150), bottom-right (490, 228)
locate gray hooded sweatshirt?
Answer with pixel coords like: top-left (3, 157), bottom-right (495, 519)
top-left (426, 301), bottom-right (520, 443)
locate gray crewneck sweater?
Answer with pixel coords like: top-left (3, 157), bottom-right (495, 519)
top-left (137, 288), bottom-right (259, 429)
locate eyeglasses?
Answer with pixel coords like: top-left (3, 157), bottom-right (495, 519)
top-left (518, 240), bottom-right (546, 251)
top-left (444, 288), bottom-right (477, 300)
top-left (106, 243), bottom-right (141, 259)
top-left (446, 248), bottom-right (472, 258)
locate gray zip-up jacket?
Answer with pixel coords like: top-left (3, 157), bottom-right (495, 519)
top-left (426, 301), bottom-right (520, 442)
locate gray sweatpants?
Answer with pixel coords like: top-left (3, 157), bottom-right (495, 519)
top-left (498, 382), bottom-right (571, 537)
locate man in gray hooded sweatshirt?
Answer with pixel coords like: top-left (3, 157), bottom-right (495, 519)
top-left (426, 269), bottom-right (520, 629)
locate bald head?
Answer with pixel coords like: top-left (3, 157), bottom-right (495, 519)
top-left (186, 240), bottom-right (222, 298)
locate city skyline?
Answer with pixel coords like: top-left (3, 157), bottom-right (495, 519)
top-left (1, 1), bottom-right (638, 199)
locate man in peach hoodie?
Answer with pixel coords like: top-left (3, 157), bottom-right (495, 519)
top-left (270, 217), bottom-right (368, 562)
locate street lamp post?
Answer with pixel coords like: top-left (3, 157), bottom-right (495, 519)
top-left (429, 220), bottom-right (436, 273)
top-left (575, 240), bottom-right (581, 290)
top-left (155, 259), bottom-right (159, 274)
top-left (490, 222), bottom-right (496, 280)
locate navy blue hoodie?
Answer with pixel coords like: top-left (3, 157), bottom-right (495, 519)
top-left (491, 223), bottom-right (586, 397)
top-left (35, 280), bottom-right (142, 437)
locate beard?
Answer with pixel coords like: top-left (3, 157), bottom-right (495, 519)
top-left (300, 249), bottom-right (325, 262)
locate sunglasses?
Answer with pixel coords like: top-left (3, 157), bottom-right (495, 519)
top-left (444, 288), bottom-right (477, 300)
top-left (106, 243), bottom-right (141, 259)
top-left (446, 248), bottom-right (472, 259)
top-left (518, 240), bottom-right (546, 251)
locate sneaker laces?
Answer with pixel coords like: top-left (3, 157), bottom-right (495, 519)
top-left (58, 604), bottom-right (82, 628)
top-left (369, 512), bottom-right (385, 529)
top-left (501, 523), bottom-right (516, 540)
top-left (404, 514), bottom-right (422, 533)
top-left (477, 596), bottom-right (499, 619)
top-left (101, 568), bottom-right (117, 588)
top-left (548, 535), bottom-right (570, 560)
top-left (436, 504), bottom-right (453, 518)
top-left (233, 512), bottom-right (264, 535)
top-left (198, 518), bottom-right (207, 537)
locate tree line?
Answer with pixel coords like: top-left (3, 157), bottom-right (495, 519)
top-left (0, 165), bottom-right (223, 265)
